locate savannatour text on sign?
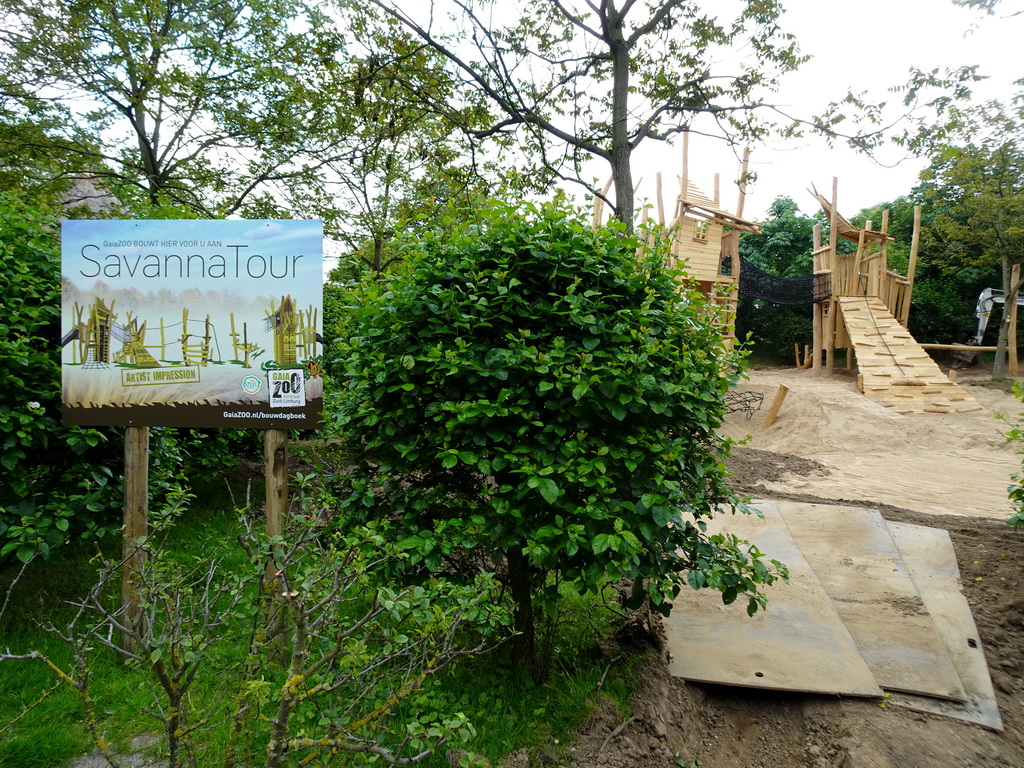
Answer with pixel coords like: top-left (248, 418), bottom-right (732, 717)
top-left (61, 219), bottom-right (324, 430)
top-left (77, 242), bottom-right (305, 280)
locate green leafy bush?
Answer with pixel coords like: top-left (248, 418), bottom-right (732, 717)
top-left (0, 192), bottom-right (119, 563)
top-left (3, 483), bottom-right (506, 768)
top-left (1005, 383), bottom-right (1024, 529)
top-left (331, 198), bottom-right (785, 672)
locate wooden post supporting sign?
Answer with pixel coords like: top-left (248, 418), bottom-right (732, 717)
top-left (264, 428), bottom-right (290, 663)
top-left (122, 426), bottom-right (149, 657)
top-left (264, 429), bottom-right (289, 541)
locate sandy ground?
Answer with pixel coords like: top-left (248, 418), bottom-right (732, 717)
top-left (719, 367), bottom-right (1022, 521)
top-left (560, 365), bottom-right (1024, 768)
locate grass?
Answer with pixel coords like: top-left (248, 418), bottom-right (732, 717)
top-left (0, 479), bottom-right (643, 768)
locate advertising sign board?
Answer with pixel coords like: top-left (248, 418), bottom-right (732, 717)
top-left (61, 219), bottom-right (324, 429)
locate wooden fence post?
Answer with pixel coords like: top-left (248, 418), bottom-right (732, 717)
top-left (122, 426), bottom-right (149, 657)
top-left (264, 428), bottom-right (290, 662)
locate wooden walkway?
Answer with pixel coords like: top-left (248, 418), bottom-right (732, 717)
top-left (838, 296), bottom-right (982, 414)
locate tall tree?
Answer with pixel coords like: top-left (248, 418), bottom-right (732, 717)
top-left (322, 12), bottom-right (507, 274)
top-left (0, 0), bottom-right (344, 215)
top-left (360, 0), bottom-right (813, 231)
top-left (920, 100), bottom-right (1024, 377)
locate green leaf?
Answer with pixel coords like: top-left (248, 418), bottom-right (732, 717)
top-left (536, 478), bottom-right (558, 504)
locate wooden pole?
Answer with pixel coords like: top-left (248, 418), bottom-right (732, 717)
top-left (681, 132), bottom-right (690, 205)
top-left (735, 148), bottom-right (750, 220)
top-left (825, 179), bottom-right (839, 376)
top-left (656, 172), bottom-right (665, 225)
top-left (122, 426), bottom-right (149, 657)
top-left (853, 221), bottom-right (870, 297)
top-left (825, 302), bottom-right (836, 376)
top-left (264, 429), bottom-right (288, 541)
top-left (264, 428), bottom-right (290, 663)
top-left (812, 224), bottom-right (823, 371)
top-left (828, 178), bottom-right (839, 288)
top-left (901, 206), bottom-right (922, 326)
top-left (763, 384), bottom-right (790, 428)
top-left (1010, 263), bottom-right (1020, 376)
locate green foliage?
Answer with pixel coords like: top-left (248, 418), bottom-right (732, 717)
top-left (0, 194), bottom-right (251, 564)
top-left (0, 193), bottom-right (120, 563)
top-left (2, 481), bottom-right (508, 768)
top-left (332, 199), bottom-right (786, 669)
top-left (1004, 382), bottom-right (1024, 529)
top-left (918, 100), bottom-right (1024, 375)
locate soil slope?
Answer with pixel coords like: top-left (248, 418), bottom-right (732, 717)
top-left (558, 367), bottom-right (1024, 768)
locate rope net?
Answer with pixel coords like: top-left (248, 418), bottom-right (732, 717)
top-left (738, 258), bottom-right (831, 305)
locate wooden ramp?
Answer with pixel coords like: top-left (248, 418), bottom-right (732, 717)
top-left (838, 296), bottom-right (982, 414)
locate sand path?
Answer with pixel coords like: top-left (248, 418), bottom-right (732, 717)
top-left (719, 367), bottom-right (1022, 520)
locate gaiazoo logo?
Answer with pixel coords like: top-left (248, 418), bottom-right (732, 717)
top-left (241, 375), bottom-right (262, 395)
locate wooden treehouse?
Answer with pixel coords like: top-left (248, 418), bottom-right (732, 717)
top-left (593, 134), bottom-right (760, 349)
top-left (809, 180), bottom-right (982, 414)
top-left (664, 142), bottom-right (760, 349)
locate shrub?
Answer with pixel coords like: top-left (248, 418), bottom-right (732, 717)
top-left (1, 483), bottom-right (505, 767)
top-left (331, 199), bottom-right (785, 674)
top-left (0, 192), bottom-right (120, 563)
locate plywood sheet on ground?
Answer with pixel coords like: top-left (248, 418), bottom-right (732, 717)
top-left (886, 522), bottom-right (1003, 730)
top-left (664, 501), bottom-right (882, 697)
top-left (776, 501), bottom-right (965, 701)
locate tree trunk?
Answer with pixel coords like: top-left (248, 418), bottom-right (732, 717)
top-left (505, 547), bottom-right (537, 678)
top-left (994, 259), bottom-right (1023, 378)
top-left (607, 10), bottom-right (634, 233)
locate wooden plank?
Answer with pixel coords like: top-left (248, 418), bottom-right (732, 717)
top-left (664, 502), bottom-right (883, 698)
top-left (122, 425), bottom-right (150, 658)
top-left (763, 384), bottom-right (789, 428)
top-left (919, 344), bottom-right (1000, 352)
top-left (776, 502), bottom-right (965, 701)
top-left (887, 523), bottom-right (1003, 731)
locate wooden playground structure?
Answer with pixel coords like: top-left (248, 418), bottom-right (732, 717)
top-left (592, 134), bottom-right (1014, 415)
top-left (594, 133), bottom-right (761, 350)
top-left (807, 180), bottom-right (985, 413)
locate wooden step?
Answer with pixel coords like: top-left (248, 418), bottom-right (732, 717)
top-left (838, 297), bottom-right (980, 415)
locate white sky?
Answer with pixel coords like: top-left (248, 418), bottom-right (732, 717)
top-left (601, 0), bottom-right (1024, 222)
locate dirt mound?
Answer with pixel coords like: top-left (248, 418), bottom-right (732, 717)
top-left (720, 368), bottom-right (1021, 520)
top-left (558, 368), bottom-right (1024, 768)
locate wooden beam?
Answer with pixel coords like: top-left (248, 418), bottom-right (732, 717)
top-left (122, 426), bottom-right (149, 657)
top-left (656, 172), bottom-right (665, 225)
top-left (901, 205), bottom-right (922, 326)
top-left (764, 384), bottom-right (790, 428)
top-left (918, 343), bottom-right (1000, 351)
top-left (1011, 264), bottom-right (1020, 376)
top-left (736, 148), bottom-right (750, 220)
top-left (265, 429), bottom-right (288, 540)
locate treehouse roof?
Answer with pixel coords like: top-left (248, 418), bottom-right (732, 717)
top-left (810, 187), bottom-right (894, 244)
top-left (678, 180), bottom-right (761, 235)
